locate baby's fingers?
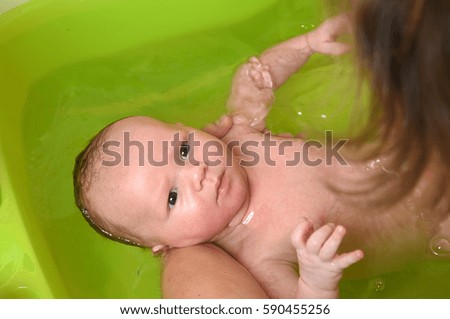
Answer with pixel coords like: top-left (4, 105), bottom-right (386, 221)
top-left (305, 223), bottom-right (336, 255)
top-left (333, 250), bottom-right (364, 269)
top-left (318, 225), bottom-right (346, 260)
top-left (290, 218), bottom-right (314, 251)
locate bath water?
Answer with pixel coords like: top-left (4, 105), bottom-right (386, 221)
top-left (21, 0), bottom-right (449, 298)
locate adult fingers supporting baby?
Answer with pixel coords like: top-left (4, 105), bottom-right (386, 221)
top-left (317, 225), bottom-right (346, 261)
top-left (202, 115), bottom-right (233, 138)
top-left (305, 223), bottom-right (336, 255)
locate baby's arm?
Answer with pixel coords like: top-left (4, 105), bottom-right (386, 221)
top-left (291, 218), bottom-right (364, 298)
top-left (227, 14), bottom-right (351, 132)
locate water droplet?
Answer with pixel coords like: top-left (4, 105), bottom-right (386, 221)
top-left (299, 24), bottom-right (315, 31)
top-left (429, 237), bottom-right (450, 257)
top-left (365, 158), bottom-right (382, 171)
top-left (364, 158), bottom-right (400, 176)
top-left (405, 199), bottom-right (418, 214)
top-left (242, 211), bottom-right (255, 225)
top-left (373, 279), bottom-right (385, 292)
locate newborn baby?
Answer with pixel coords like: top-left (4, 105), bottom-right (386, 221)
top-left (74, 16), bottom-right (361, 298)
top-left (74, 15), bottom-right (448, 298)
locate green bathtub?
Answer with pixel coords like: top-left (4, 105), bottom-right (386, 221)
top-left (1, 0), bottom-right (448, 298)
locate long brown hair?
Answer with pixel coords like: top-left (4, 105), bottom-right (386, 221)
top-left (342, 0), bottom-right (449, 212)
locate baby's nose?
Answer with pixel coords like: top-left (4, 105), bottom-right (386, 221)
top-left (182, 162), bottom-right (206, 192)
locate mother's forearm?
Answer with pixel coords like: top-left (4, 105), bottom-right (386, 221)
top-left (161, 243), bottom-right (268, 298)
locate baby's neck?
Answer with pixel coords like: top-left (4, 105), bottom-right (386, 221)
top-left (209, 135), bottom-right (336, 257)
top-left (209, 161), bottom-right (286, 254)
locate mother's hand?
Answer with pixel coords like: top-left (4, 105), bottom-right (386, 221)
top-left (203, 115), bottom-right (233, 139)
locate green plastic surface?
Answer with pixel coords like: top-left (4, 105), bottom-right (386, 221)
top-left (0, 0), bottom-right (448, 298)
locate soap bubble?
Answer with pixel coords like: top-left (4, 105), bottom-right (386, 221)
top-left (429, 237), bottom-right (450, 257)
top-left (373, 279), bottom-right (385, 292)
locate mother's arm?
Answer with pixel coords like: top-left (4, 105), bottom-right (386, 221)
top-left (162, 243), bottom-right (268, 298)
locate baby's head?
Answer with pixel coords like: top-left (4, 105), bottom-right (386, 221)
top-left (73, 116), bottom-right (248, 252)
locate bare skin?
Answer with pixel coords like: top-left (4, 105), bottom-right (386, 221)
top-left (84, 15), bottom-right (449, 299)
top-left (162, 243), bottom-right (268, 298)
top-left (161, 13), bottom-right (450, 298)
top-left (84, 16), bottom-right (362, 298)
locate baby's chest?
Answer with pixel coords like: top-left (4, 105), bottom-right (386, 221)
top-left (234, 229), bottom-right (298, 271)
top-left (257, 157), bottom-right (333, 210)
top-left (233, 210), bottom-right (304, 268)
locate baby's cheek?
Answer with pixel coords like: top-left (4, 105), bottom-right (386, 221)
top-left (199, 211), bottom-right (230, 237)
top-left (180, 211), bottom-right (216, 236)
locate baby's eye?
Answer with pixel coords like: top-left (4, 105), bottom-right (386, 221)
top-left (179, 141), bottom-right (190, 160)
top-left (168, 189), bottom-right (178, 209)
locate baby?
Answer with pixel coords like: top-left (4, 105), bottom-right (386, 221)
top-left (74, 15), bottom-right (446, 298)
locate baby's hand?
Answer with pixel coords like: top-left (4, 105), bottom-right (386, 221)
top-left (306, 14), bottom-right (352, 56)
top-left (227, 57), bottom-right (274, 132)
top-left (247, 57), bottom-right (273, 89)
top-left (291, 218), bottom-right (363, 298)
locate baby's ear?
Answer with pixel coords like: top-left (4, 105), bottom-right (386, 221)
top-left (152, 244), bottom-right (167, 254)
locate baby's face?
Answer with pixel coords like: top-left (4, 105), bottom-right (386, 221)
top-left (87, 116), bottom-right (248, 249)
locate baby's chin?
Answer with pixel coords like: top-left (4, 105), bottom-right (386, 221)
top-left (181, 223), bottom-right (232, 247)
top-left (169, 238), bottom-right (208, 249)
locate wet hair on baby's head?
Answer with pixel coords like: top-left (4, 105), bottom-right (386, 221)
top-left (73, 118), bottom-right (143, 247)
